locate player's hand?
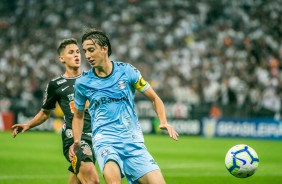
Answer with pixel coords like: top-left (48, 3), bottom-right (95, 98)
top-left (69, 140), bottom-right (81, 161)
top-left (159, 123), bottom-right (179, 141)
top-left (11, 124), bottom-right (30, 138)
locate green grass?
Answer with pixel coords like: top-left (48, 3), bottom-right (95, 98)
top-left (0, 131), bottom-right (281, 184)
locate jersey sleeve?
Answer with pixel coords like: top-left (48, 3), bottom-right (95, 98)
top-left (74, 81), bottom-right (87, 110)
top-left (42, 81), bottom-right (57, 110)
top-left (127, 63), bottom-right (150, 92)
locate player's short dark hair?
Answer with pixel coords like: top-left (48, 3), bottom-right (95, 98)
top-left (57, 38), bottom-right (78, 55)
top-left (81, 28), bottom-right (112, 56)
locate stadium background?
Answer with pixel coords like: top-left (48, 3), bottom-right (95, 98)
top-left (0, 0), bottom-right (282, 183)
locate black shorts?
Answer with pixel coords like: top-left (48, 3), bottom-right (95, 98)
top-left (62, 129), bottom-right (95, 174)
top-left (69, 140), bottom-right (95, 174)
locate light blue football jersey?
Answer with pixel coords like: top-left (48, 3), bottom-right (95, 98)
top-left (74, 61), bottom-right (150, 145)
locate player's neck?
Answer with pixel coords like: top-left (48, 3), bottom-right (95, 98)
top-left (64, 67), bottom-right (82, 78)
top-left (95, 60), bottom-right (112, 77)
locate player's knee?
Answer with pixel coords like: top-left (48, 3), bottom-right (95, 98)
top-left (79, 162), bottom-right (100, 184)
top-left (103, 161), bottom-right (122, 183)
top-left (103, 175), bottom-right (121, 184)
top-left (77, 172), bottom-right (100, 184)
top-left (86, 175), bottom-right (100, 184)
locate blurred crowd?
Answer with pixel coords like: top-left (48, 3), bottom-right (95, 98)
top-left (0, 0), bottom-right (282, 119)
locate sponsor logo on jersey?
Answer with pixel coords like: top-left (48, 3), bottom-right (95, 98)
top-left (118, 80), bottom-right (126, 89)
top-left (82, 145), bottom-right (92, 156)
top-left (57, 79), bottom-right (67, 85)
top-left (93, 96), bottom-right (128, 107)
top-left (62, 123), bottom-right (66, 131)
top-left (61, 86), bottom-right (69, 91)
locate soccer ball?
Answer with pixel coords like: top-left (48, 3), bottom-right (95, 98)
top-left (225, 144), bottom-right (259, 178)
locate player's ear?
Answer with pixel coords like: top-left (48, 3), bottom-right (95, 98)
top-left (59, 56), bottom-right (65, 64)
top-left (102, 45), bottom-right (108, 54)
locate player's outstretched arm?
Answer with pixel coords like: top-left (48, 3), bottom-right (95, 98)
top-left (143, 87), bottom-right (179, 141)
top-left (11, 109), bottom-right (51, 138)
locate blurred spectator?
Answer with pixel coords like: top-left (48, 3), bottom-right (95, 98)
top-left (209, 103), bottom-right (222, 119)
top-left (0, 0), bottom-right (281, 119)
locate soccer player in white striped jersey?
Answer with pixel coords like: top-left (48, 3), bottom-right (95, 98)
top-left (71, 29), bottom-right (179, 184)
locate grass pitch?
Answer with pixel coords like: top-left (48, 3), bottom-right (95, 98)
top-left (0, 131), bottom-right (281, 184)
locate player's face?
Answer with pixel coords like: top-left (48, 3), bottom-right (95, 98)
top-left (60, 44), bottom-right (81, 69)
top-left (82, 40), bottom-right (108, 68)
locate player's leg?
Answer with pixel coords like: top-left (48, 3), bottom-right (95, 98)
top-left (63, 139), bottom-right (82, 184)
top-left (77, 161), bottom-right (99, 184)
top-left (95, 145), bottom-right (124, 183)
top-left (71, 142), bottom-right (100, 184)
top-left (137, 170), bottom-right (165, 184)
top-left (123, 142), bottom-right (164, 184)
top-left (103, 161), bottom-right (122, 183)
top-left (68, 172), bottom-right (81, 184)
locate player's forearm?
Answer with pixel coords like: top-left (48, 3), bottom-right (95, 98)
top-left (72, 118), bottom-right (83, 142)
top-left (27, 110), bottom-right (51, 129)
top-left (72, 109), bottom-right (84, 142)
top-left (144, 87), bottom-right (169, 125)
top-left (152, 97), bottom-right (168, 126)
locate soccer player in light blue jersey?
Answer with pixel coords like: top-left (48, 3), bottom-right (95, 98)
top-left (70, 28), bottom-right (179, 184)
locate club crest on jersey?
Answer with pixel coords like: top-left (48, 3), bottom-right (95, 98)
top-left (118, 80), bottom-right (126, 89)
top-left (65, 129), bottom-right (73, 138)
